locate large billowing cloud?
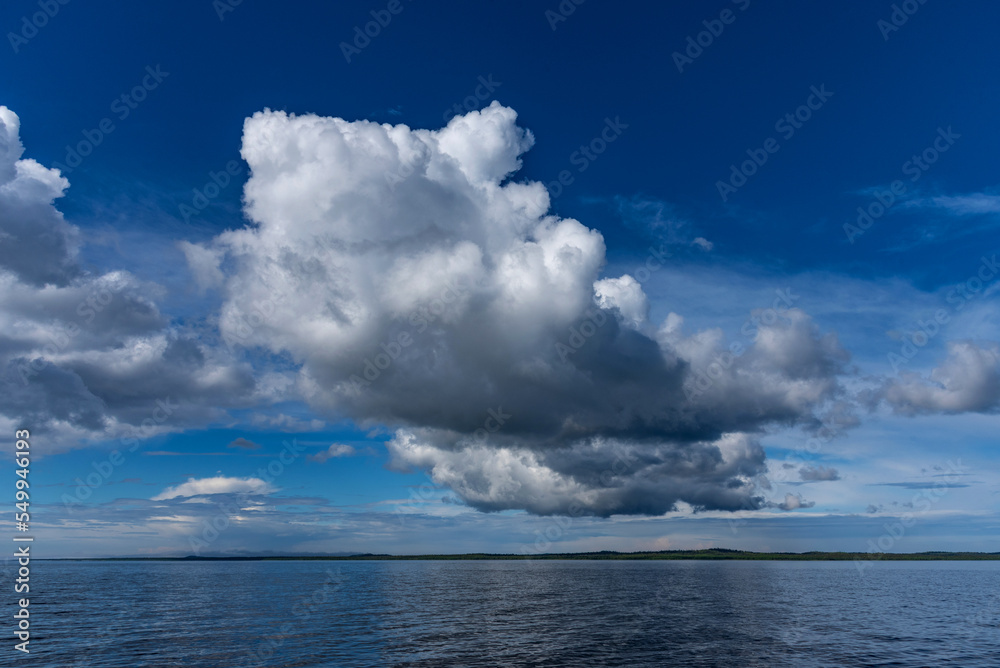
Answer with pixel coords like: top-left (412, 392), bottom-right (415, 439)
top-left (0, 106), bottom-right (261, 451)
top-left (187, 102), bottom-right (853, 516)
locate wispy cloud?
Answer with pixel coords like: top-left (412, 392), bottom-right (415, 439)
top-left (151, 476), bottom-right (276, 500)
top-left (308, 444), bottom-right (357, 463)
top-left (144, 451), bottom-right (234, 456)
top-left (611, 194), bottom-right (713, 250)
top-left (250, 413), bottom-right (326, 432)
top-left (799, 465), bottom-right (840, 482)
top-left (875, 482), bottom-right (971, 490)
top-left (912, 192), bottom-right (1000, 216)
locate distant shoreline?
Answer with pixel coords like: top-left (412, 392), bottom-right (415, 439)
top-left (41, 549), bottom-right (1000, 562)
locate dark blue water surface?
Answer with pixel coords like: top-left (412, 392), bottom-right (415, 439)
top-left (5, 559), bottom-right (999, 667)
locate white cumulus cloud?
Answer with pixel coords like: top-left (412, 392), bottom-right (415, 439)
top-left (185, 103), bottom-right (857, 516)
top-left (309, 443), bottom-right (357, 462)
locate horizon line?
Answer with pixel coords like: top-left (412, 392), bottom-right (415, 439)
top-left (40, 549), bottom-right (1000, 562)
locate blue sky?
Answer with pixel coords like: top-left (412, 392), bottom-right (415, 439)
top-left (1, 0), bottom-right (998, 558)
